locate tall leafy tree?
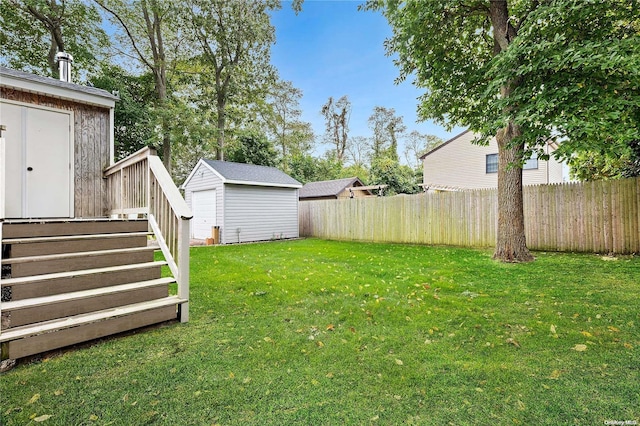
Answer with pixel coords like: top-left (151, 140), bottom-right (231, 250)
top-left (184, 0), bottom-right (280, 161)
top-left (95, 0), bottom-right (184, 172)
top-left (365, 0), bottom-right (640, 262)
top-left (403, 131), bottom-right (443, 169)
top-left (321, 95), bottom-right (351, 162)
top-left (226, 129), bottom-right (279, 167)
top-left (367, 106), bottom-right (406, 161)
top-left (90, 65), bottom-right (156, 160)
top-left (0, 0), bottom-right (108, 78)
top-left (264, 80), bottom-right (314, 170)
top-left (345, 136), bottom-right (372, 168)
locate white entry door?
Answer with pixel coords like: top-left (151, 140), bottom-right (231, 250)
top-left (1, 101), bottom-right (73, 218)
top-left (192, 189), bottom-right (217, 239)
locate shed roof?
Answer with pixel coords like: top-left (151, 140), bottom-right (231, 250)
top-left (299, 177), bottom-right (369, 199)
top-left (183, 159), bottom-right (302, 188)
top-left (0, 66), bottom-right (118, 108)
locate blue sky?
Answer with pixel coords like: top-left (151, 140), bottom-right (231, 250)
top-left (269, 0), bottom-right (465, 159)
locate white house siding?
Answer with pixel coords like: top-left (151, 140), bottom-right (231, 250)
top-left (422, 131), bottom-right (565, 189)
top-left (183, 162), bottom-right (224, 238)
top-left (223, 184), bottom-right (299, 244)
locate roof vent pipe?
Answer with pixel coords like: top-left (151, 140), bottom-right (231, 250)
top-left (55, 52), bottom-right (73, 83)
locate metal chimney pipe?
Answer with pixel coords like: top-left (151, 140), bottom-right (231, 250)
top-left (55, 52), bottom-right (73, 83)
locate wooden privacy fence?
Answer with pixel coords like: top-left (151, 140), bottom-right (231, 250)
top-left (299, 177), bottom-right (640, 254)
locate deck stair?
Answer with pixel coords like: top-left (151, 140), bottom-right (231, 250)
top-left (1, 219), bottom-right (185, 360)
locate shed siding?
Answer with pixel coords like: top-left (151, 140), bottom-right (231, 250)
top-left (423, 132), bottom-right (565, 189)
top-left (183, 162), bottom-right (224, 237)
top-left (1, 87), bottom-right (110, 217)
top-left (223, 184), bottom-right (299, 244)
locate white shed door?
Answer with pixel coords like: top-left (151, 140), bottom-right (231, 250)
top-left (192, 189), bottom-right (217, 239)
top-left (2, 102), bottom-right (72, 218)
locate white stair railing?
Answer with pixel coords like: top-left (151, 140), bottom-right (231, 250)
top-left (104, 147), bottom-right (192, 322)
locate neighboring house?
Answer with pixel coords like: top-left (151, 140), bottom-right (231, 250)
top-left (299, 177), bottom-right (373, 201)
top-left (182, 159), bottom-right (302, 244)
top-left (1, 65), bottom-right (190, 362)
top-left (420, 130), bottom-right (565, 190)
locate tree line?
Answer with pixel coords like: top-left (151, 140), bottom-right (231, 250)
top-left (0, 0), bottom-right (441, 194)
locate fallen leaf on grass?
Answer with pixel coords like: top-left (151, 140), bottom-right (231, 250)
top-left (33, 414), bottom-right (52, 422)
top-left (549, 370), bottom-right (561, 379)
top-left (506, 338), bottom-right (520, 348)
top-left (572, 344), bottom-right (587, 352)
top-left (608, 326), bottom-right (620, 333)
top-left (623, 343), bottom-right (633, 349)
top-left (326, 324), bottom-right (335, 331)
top-left (53, 390), bottom-right (64, 396)
top-left (89, 414), bottom-right (99, 421)
top-left (580, 331), bottom-right (593, 338)
top-left (549, 324), bottom-right (557, 334)
top-left (28, 394), bottom-right (41, 404)
top-left (395, 359), bottom-right (404, 365)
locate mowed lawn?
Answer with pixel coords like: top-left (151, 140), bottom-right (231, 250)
top-left (1, 238), bottom-right (639, 425)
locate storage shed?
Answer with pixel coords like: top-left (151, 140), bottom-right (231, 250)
top-left (182, 159), bottom-right (302, 243)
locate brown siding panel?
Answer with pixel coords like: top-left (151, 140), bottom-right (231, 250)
top-left (1, 87), bottom-right (111, 218)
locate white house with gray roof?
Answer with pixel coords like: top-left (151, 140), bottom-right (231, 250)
top-left (182, 159), bottom-right (302, 244)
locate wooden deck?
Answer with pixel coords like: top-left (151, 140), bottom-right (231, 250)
top-left (1, 219), bottom-right (185, 360)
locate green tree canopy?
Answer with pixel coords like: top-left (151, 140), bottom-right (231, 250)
top-left (0, 0), bottom-right (108, 78)
top-left (365, 0), bottom-right (640, 262)
top-left (226, 130), bottom-right (279, 167)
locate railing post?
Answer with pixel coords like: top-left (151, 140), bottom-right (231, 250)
top-left (0, 133), bottom-right (5, 219)
top-left (177, 217), bottom-right (190, 323)
top-left (0, 221), bottom-right (3, 337)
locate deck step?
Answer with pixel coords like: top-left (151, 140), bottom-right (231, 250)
top-left (2, 247), bottom-right (155, 265)
top-left (2, 247), bottom-right (156, 278)
top-left (1, 261), bottom-right (167, 299)
top-left (1, 261), bottom-right (166, 287)
top-left (1, 297), bottom-right (186, 359)
top-left (2, 277), bottom-right (176, 328)
top-left (3, 232), bottom-right (151, 257)
top-left (2, 232), bottom-right (151, 245)
top-left (2, 219), bottom-right (148, 239)
top-left (3, 278), bottom-right (175, 311)
top-left (0, 296), bottom-right (186, 343)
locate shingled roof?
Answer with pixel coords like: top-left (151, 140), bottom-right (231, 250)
top-left (299, 177), bottom-right (369, 199)
top-left (183, 159), bottom-right (301, 188)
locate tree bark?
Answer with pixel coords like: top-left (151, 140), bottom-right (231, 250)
top-left (493, 122), bottom-right (534, 262)
top-left (488, 0), bottom-right (534, 262)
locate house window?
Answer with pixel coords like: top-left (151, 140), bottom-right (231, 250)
top-left (523, 152), bottom-right (538, 170)
top-left (486, 154), bottom-right (498, 173)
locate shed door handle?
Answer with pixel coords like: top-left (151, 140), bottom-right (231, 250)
top-left (27, 167), bottom-right (33, 171)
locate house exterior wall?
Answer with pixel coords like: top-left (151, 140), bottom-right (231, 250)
top-left (183, 162), bottom-right (225, 237)
top-left (1, 87), bottom-right (111, 217)
top-left (422, 131), bottom-right (565, 189)
top-left (223, 184), bottom-right (299, 244)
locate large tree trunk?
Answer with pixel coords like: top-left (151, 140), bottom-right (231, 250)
top-left (493, 122), bottom-right (534, 262)
top-left (488, 2), bottom-right (533, 262)
top-left (216, 94), bottom-right (225, 161)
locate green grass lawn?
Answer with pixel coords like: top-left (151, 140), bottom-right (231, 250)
top-left (1, 239), bottom-right (639, 425)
